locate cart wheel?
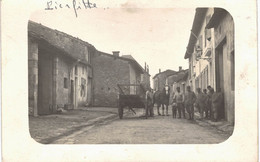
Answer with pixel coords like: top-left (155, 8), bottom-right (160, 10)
top-left (118, 106), bottom-right (123, 119)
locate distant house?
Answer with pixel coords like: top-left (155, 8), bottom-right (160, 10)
top-left (92, 51), bottom-right (150, 107)
top-left (184, 8), bottom-right (234, 123)
top-left (153, 69), bottom-right (176, 91)
top-left (121, 55), bottom-right (151, 91)
top-left (166, 67), bottom-right (188, 104)
top-left (28, 21), bottom-right (95, 116)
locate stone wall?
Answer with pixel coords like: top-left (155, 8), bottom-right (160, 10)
top-left (92, 52), bottom-right (130, 107)
top-left (28, 38), bottom-right (38, 116)
top-left (55, 56), bottom-right (90, 108)
top-left (56, 55), bottom-right (70, 107)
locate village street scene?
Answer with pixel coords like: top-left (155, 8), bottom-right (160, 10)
top-left (28, 8), bottom-right (234, 144)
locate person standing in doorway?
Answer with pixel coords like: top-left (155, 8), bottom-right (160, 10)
top-left (211, 88), bottom-right (224, 122)
top-left (206, 86), bottom-right (214, 119)
top-left (173, 87), bottom-right (184, 119)
top-left (184, 86), bottom-right (196, 120)
top-left (203, 89), bottom-right (209, 119)
top-left (195, 88), bottom-right (207, 119)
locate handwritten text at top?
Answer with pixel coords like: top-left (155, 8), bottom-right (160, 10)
top-left (45, 0), bottom-right (99, 17)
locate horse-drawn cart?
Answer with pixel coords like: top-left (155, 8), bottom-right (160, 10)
top-left (117, 84), bottom-right (148, 119)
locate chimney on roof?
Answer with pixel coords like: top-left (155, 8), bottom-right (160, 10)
top-left (112, 51), bottom-right (120, 57)
top-left (145, 62), bottom-right (147, 71)
top-left (179, 66), bottom-right (182, 71)
top-left (159, 69), bottom-right (161, 73)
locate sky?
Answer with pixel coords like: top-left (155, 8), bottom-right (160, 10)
top-left (30, 7), bottom-right (195, 83)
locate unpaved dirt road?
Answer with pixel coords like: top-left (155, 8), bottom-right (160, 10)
top-left (53, 109), bottom-right (231, 144)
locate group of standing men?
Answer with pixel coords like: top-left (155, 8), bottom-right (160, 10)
top-left (172, 85), bottom-right (224, 122)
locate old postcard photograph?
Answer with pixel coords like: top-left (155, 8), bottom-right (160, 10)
top-left (1, 0), bottom-right (258, 161)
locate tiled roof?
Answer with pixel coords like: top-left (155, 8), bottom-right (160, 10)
top-left (97, 52), bottom-right (145, 74)
top-left (28, 21), bottom-right (96, 65)
top-left (166, 69), bottom-right (189, 83)
top-left (153, 69), bottom-right (176, 79)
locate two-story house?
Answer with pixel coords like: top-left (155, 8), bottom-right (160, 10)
top-left (184, 8), bottom-right (234, 123)
top-left (153, 69), bottom-right (176, 92)
top-left (92, 51), bottom-right (150, 107)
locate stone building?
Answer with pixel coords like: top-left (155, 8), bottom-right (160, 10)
top-left (184, 8), bottom-right (234, 123)
top-left (92, 51), bottom-right (150, 107)
top-left (184, 8), bottom-right (215, 92)
top-left (153, 69), bottom-right (176, 91)
top-left (28, 21), bottom-right (95, 116)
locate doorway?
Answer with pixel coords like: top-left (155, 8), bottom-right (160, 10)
top-left (74, 77), bottom-right (78, 108)
top-left (215, 45), bottom-right (225, 119)
top-left (38, 52), bottom-right (53, 115)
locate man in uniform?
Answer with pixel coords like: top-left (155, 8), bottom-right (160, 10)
top-left (212, 88), bottom-right (224, 122)
top-left (173, 87), bottom-right (184, 118)
top-left (146, 87), bottom-right (154, 117)
top-left (206, 86), bottom-right (214, 119)
top-left (195, 88), bottom-right (207, 119)
top-left (171, 90), bottom-right (177, 118)
top-left (184, 86), bottom-right (196, 120)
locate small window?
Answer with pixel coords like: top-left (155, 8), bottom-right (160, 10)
top-left (64, 78), bottom-right (68, 89)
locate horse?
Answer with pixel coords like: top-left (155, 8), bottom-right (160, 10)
top-left (153, 86), bottom-right (170, 116)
